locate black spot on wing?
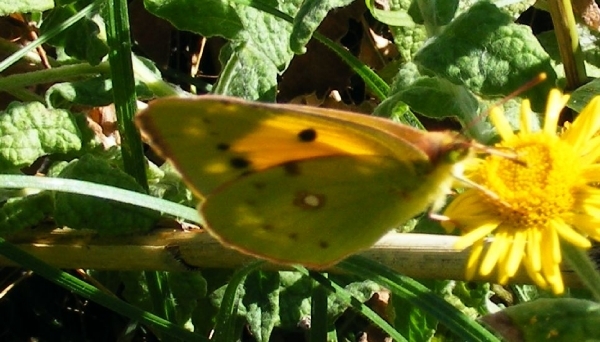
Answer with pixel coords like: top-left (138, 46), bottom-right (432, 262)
top-left (288, 232), bottom-right (299, 241)
top-left (319, 241), bottom-right (329, 249)
top-left (283, 162), bottom-right (301, 176)
top-left (230, 157), bottom-right (251, 169)
top-left (216, 143), bottom-right (230, 151)
top-left (298, 128), bottom-right (317, 142)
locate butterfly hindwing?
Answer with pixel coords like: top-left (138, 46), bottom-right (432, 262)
top-left (201, 155), bottom-right (455, 267)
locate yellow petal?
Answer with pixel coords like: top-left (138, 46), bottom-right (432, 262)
top-left (520, 102), bottom-right (533, 134)
top-left (454, 222), bottom-right (498, 250)
top-left (579, 136), bottom-right (600, 163)
top-left (527, 228), bottom-right (542, 271)
top-left (490, 106), bottom-right (515, 141)
top-left (582, 165), bottom-right (600, 182)
top-left (543, 261), bottom-right (564, 294)
top-left (502, 228), bottom-right (526, 277)
top-left (465, 240), bottom-right (485, 280)
top-left (480, 230), bottom-right (508, 276)
top-left (444, 190), bottom-right (487, 215)
top-left (550, 275), bottom-right (564, 294)
top-left (569, 214), bottom-right (600, 241)
top-left (538, 228), bottom-right (563, 294)
top-left (563, 96), bottom-right (600, 151)
top-left (551, 219), bottom-right (591, 248)
top-left (543, 89), bottom-right (567, 135)
top-left (522, 255), bottom-right (548, 289)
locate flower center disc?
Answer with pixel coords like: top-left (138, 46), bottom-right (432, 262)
top-left (482, 133), bottom-right (579, 228)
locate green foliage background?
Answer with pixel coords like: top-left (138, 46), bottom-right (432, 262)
top-left (0, 0), bottom-right (599, 341)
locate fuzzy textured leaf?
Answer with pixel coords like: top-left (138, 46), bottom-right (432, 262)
top-left (0, 102), bottom-right (82, 170)
top-left (0, 192), bottom-right (53, 235)
top-left (0, 0), bottom-right (53, 15)
top-left (290, 0), bottom-right (354, 54)
top-left (53, 154), bottom-right (158, 234)
top-left (481, 298), bottom-right (600, 342)
top-left (46, 77), bottom-right (154, 108)
top-left (414, 1), bottom-right (555, 110)
top-left (243, 271), bottom-right (281, 342)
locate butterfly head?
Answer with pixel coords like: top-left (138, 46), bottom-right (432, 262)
top-left (417, 131), bottom-right (474, 167)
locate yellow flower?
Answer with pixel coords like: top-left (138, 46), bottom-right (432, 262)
top-left (442, 89), bottom-right (600, 294)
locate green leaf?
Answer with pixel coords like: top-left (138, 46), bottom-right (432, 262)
top-left (0, 192), bottom-right (53, 235)
top-left (414, 1), bottom-right (556, 111)
top-left (210, 262), bottom-right (265, 342)
top-left (373, 63), bottom-right (423, 127)
top-left (149, 162), bottom-right (195, 207)
top-left (568, 78), bottom-right (600, 112)
top-left (305, 270), bottom-right (407, 341)
top-left (102, 271), bottom-right (206, 331)
top-left (212, 271), bottom-right (303, 334)
top-left (387, 76), bottom-right (480, 120)
top-left (143, 0), bottom-right (243, 40)
top-left (40, 2), bottom-right (109, 65)
top-left (214, 42), bottom-right (278, 101)
top-left (145, 0), bottom-right (303, 100)
top-left (391, 293), bottom-right (437, 342)
top-left (243, 271), bottom-right (281, 342)
top-left (0, 0), bottom-right (53, 15)
top-left (338, 257), bottom-right (499, 341)
top-left (450, 282), bottom-right (492, 316)
top-left (53, 154), bottom-right (158, 234)
top-left (380, 76), bottom-right (499, 142)
top-left (417, 0), bottom-right (459, 27)
top-left (388, 0), bottom-right (427, 62)
top-left (481, 298), bottom-right (600, 341)
top-left (327, 276), bottom-right (382, 320)
top-left (193, 269), bottom-right (233, 337)
top-left (168, 272), bottom-right (208, 326)
top-left (234, 0), bottom-right (301, 70)
top-left (209, 270), bottom-right (385, 340)
top-left (118, 271), bottom-right (153, 311)
top-left (494, 0), bottom-right (537, 19)
top-left (366, 0), bottom-right (416, 27)
top-left (277, 271), bottom-right (313, 328)
top-left (290, 0), bottom-right (354, 54)
top-left (0, 102), bottom-right (82, 170)
top-left (46, 77), bottom-right (154, 108)
top-left (215, 0), bottom-right (303, 99)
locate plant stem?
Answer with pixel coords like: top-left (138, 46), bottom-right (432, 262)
top-left (562, 241), bottom-right (600, 301)
top-left (547, 0), bottom-right (587, 89)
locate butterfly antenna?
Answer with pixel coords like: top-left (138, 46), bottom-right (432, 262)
top-left (462, 73), bottom-right (549, 133)
top-left (493, 72), bottom-right (548, 108)
top-left (469, 141), bottom-right (527, 166)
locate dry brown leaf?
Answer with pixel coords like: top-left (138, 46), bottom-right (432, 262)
top-left (572, 0), bottom-right (600, 30)
top-left (87, 105), bottom-right (120, 148)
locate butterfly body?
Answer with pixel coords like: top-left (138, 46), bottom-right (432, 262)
top-left (136, 96), bottom-right (472, 268)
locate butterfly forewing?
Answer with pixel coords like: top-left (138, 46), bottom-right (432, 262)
top-left (136, 96), bottom-right (428, 195)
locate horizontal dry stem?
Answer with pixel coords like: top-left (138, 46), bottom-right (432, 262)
top-left (1, 228), bottom-right (588, 287)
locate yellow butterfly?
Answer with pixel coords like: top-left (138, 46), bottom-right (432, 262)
top-left (136, 96), bottom-right (473, 268)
